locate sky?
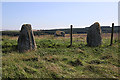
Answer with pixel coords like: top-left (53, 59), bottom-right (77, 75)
top-left (1, 1), bottom-right (119, 30)
top-left (119, 1), bottom-right (120, 26)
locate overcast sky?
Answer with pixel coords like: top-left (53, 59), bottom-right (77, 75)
top-left (1, 1), bottom-right (119, 30)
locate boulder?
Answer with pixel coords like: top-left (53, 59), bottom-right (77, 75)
top-left (87, 22), bottom-right (102, 47)
top-left (18, 24), bottom-right (37, 52)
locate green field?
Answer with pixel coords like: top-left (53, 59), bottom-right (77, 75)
top-left (1, 34), bottom-right (120, 79)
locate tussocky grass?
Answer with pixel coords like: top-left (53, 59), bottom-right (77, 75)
top-left (2, 34), bottom-right (120, 79)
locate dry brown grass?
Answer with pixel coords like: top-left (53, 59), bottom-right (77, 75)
top-left (2, 33), bottom-right (119, 41)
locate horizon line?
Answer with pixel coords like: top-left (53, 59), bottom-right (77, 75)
top-left (1, 25), bottom-right (119, 31)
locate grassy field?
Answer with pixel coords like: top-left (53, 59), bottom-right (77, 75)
top-left (1, 34), bottom-right (120, 79)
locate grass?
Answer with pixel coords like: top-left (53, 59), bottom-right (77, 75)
top-left (1, 34), bottom-right (120, 79)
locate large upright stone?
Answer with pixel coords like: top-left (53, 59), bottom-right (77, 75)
top-left (18, 24), bottom-right (37, 52)
top-left (87, 22), bottom-right (102, 47)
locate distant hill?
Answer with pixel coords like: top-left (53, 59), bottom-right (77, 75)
top-left (1, 26), bottom-right (120, 36)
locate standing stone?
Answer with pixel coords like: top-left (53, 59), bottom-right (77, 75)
top-left (18, 24), bottom-right (37, 53)
top-left (87, 22), bottom-right (102, 47)
top-left (54, 30), bottom-right (65, 37)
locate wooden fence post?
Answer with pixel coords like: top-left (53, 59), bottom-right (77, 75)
top-left (119, 26), bottom-right (120, 42)
top-left (110, 23), bottom-right (114, 46)
top-left (70, 25), bottom-right (73, 46)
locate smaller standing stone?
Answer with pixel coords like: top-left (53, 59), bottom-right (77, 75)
top-left (18, 24), bottom-right (37, 53)
top-left (54, 31), bottom-right (65, 37)
top-left (87, 22), bottom-right (102, 47)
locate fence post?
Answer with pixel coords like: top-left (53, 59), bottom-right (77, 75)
top-left (110, 23), bottom-right (114, 46)
top-left (70, 25), bottom-right (73, 46)
top-left (119, 26), bottom-right (120, 42)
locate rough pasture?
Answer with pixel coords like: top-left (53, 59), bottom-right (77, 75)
top-left (1, 33), bottom-right (120, 79)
